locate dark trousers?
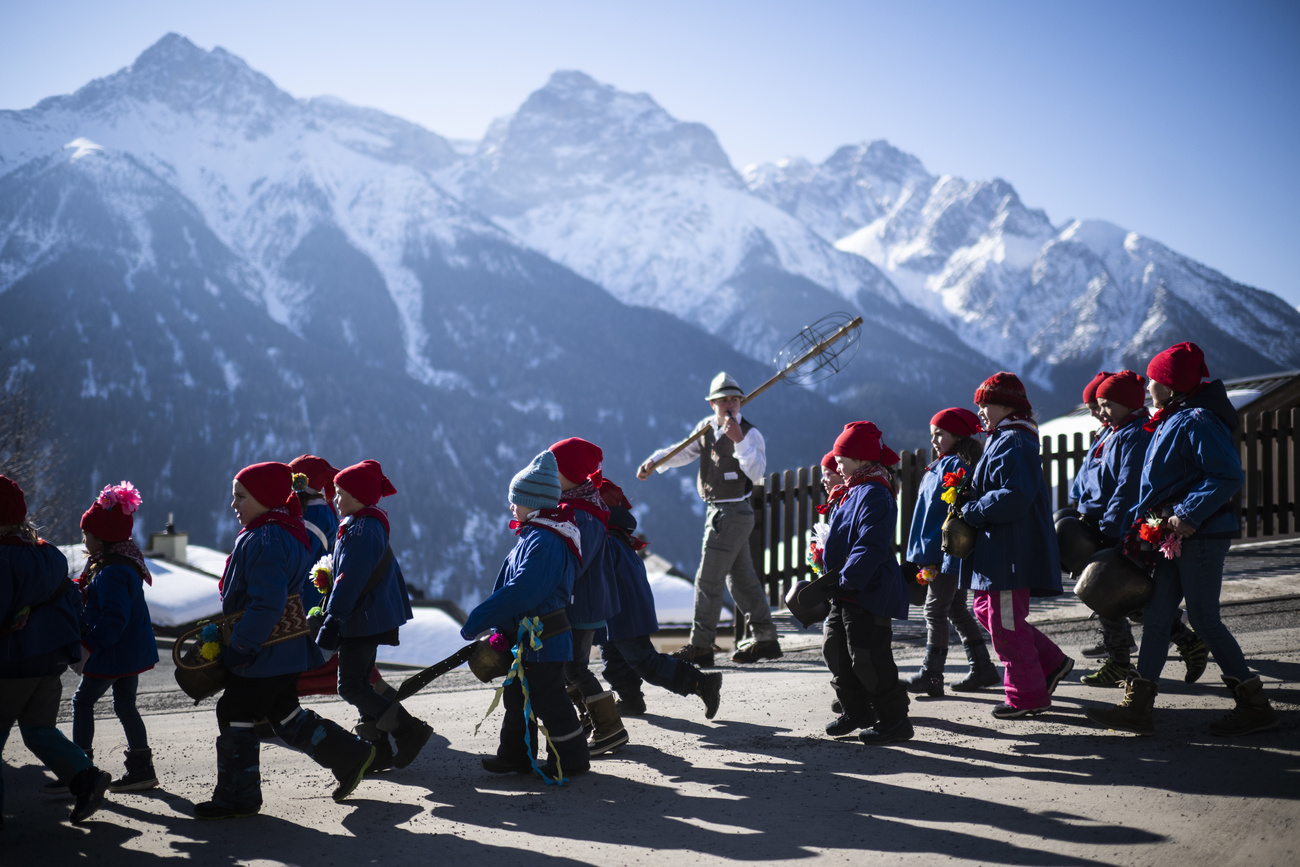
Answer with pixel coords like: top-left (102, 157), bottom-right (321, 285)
top-left (822, 602), bottom-right (904, 724)
top-left (216, 673), bottom-right (303, 734)
top-left (1100, 610), bottom-right (1193, 663)
top-left (337, 640), bottom-right (391, 722)
top-left (1, 675), bottom-right (94, 808)
top-left (564, 629), bottom-right (604, 699)
top-left (602, 636), bottom-right (700, 698)
top-left (920, 572), bottom-right (985, 652)
top-left (499, 661), bottom-right (585, 767)
top-left (72, 674), bottom-right (148, 752)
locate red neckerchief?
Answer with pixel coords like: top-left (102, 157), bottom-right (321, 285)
top-left (220, 507), bottom-right (311, 591)
top-left (78, 539), bottom-right (153, 601)
top-left (1144, 384), bottom-right (1204, 432)
top-left (339, 507), bottom-right (390, 538)
top-left (843, 465), bottom-right (896, 499)
top-left (610, 526), bottom-right (647, 552)
top-left (817, 484), bottom-right (848, 514)
top-left (561, 480), bottom-right (609, 528)
top-left (511, 503), bottom-right (583, 563)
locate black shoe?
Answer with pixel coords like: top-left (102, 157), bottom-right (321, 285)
top-left (69, 769), bottom-right (111, 824)
top-left (831, 698), bottom-right (842, 714)
top-left (672, 644), bottom-right (714, 668)
top-left (1082, 639), bottom-right (1134, 659)
top-left (825, 714), bottom-right (861, 737)
top-left (990, 703), bottom-right (1049, 719)
top-left (858, 718), bottom-right (914, 745)
top-left (697, 672), bottom-right (723, 720)
top-left (110, 749), bottom-right (158, 792)
top-left (331, 744), bottom-right (376, 802)
top-left (615, 693), bottom-right (647, 716)
top-left (541, 758), bottom-right (590, 780)
top-left (194, 800), bottom-right (261, 820)
top-left (391, 719), bottom-right (433, 769)
top-left (731, 640), bottom-right (783, 664)
top-left (1046, 657), bottom-right (1075, 695)
top-left (481, 754), bottom-right (534, 775)
top-left (906, 671), bottom-right (944, 698)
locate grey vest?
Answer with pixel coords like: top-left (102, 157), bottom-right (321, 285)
top-left (696, 418), bottom-right (756, 502)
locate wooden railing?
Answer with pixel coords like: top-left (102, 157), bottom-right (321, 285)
top-left (750, 409), bottom-right (1298, 602)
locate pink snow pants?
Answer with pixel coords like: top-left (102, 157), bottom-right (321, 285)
top-left (972, 589), bottom-right (1066, 710)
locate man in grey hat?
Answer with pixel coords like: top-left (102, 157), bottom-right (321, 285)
top-left (637, 372), bottom-right (781, 666)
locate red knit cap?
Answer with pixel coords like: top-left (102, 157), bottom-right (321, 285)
top-left (832, 422), bottom-right (900, 465)
top-left (80, 482), bottom-right (142, 543)
top-left (235, 462), bottom-right (302, 516)
top-left (334, 459), bottom-right (397, 507)
top-left (974, 372), bottom-right (1032, 413)
top-left (1082, 371), bottom-right (1112, 404)
top-left (549, 438), bottom-right (603, 486)
top-left (289, 454), bottom-right (340, 504)
top-left (820, 451), bottom-right (839, 473)
top-left (0, 475), bottom-right (27, 525)
top-left (929, 407), bottom-right (983, 439)
top-left (597, 478), bottom-right (632, 510)
top-left (1147, 342), bottom-right (1209, 394)
top-left (1096, 371), bottom-right (1147, 411)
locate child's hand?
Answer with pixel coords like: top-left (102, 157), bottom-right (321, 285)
top-left (315, 617), bottom-right (343, 652)
top-left (222, 644), bottom-right (257, 670)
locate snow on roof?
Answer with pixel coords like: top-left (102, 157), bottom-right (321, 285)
top-left (376, 606), bottom-right (466, 667)
top-left (183, 544), bottom-right (230, 577)
top-left (59, 545), bottom-right (224, 628)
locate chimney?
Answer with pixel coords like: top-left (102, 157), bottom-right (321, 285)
top-left (148, 511), bottom-right (188, 564)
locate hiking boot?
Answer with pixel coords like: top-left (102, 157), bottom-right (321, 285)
top-left (730, 640), bottom-right (783, 664)
top-left (615, 692), bottom-right (647, 716)
top-left (1086, 676), bottom-right (1157, 735)
top-left (672, 644), bottom-right (714, 668)
top-left (1081, 658), bottom-right (1133, 688)
top-left (907, 647), bottom-right (946, 697)
top-left (330, 743), bottom-right (376, 802)
top-left (585, 691), bottom-right (630, 756)
top-left (696, 672), bottom-right (723, 720)
top-left (110, 749), bottom-right (158, 792)
top-left (1046, 657), bottom-right (1075, 695)
top-left (68, 768), bottom-right (111, 824)
top-left (1176, 633), bottom-right (1209, 684)
top-left (858, 718), bottom-right (914, 745)
top-left (990, 703), bottom-right (1050, 719)
top-left (826, 713), bottom-right (865, 737)
top-left (950, 642), bottom-right (1000, 692)
top-left (391, 718), bottom-right (433, 769)
top-left (1208, 676), bottom-right (1279, 737)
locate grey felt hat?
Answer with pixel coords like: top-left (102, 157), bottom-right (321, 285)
top-left (706, 372), bottom-right (744, 401)
top-left (509, 451), bottom-right (561, 511)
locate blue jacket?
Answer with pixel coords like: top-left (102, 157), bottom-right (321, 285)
top-left (566, 509), bottom-right (620, 628)
top-left (220, 522), bottom-right (324, 678)
top-left (0, 541), bottom-right (81, 678)
top-left (960, 425), bottom-right (1063, 596)
top-left (822, 481), bottom-right (909, 619)
top-left (81, 561), bottom-right (159, 678)
top-left (1095, 412), bottom-right (1153, 539)
top-left (461, 525), bottom-right (577, 662)
top-left (906, 454), bottom-right (969, 574)
top-left (327, 513), bottom-right (413, 639)
top-left (1071, 425), bottom-right (1112, 517)
top-left (1129, 380), bottom-right (1242, 537)
top-left (604, 531), bottom-right (659, 641)
top-left (300, 500), bottom-right (337, 611)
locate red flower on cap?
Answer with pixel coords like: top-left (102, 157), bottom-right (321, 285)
top-left (0, 475), bottom-right (25, 525)
top-left (1096, 371), bottom-right (1147, 411)
top-left (929, 408), bottom-right (983, 439)
top-left (549, 438), bottom-right (603, 487)
top-left (289, 455), bottom-right (340, 505)
top-left (334, 459), bottom-right (397, 507)
top-left (1147, 342), bottom-right (1209, 394)
top-left (80, 481), bottom-right (142, 543)
top-left (235, 462), bottom-right (302, 516)
top-left (974, 372), bottom-right (1032, 413)
top-left (832, 422), bottom-right (900, 465)
top-left (1082, 371), bottom-right (1112, 405)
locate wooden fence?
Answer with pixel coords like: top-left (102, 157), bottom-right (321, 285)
top-left (750, 408), bottom-right (1298, 603)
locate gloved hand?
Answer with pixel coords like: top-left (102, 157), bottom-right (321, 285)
top-left (222, 644), bottom-right (257, 670)
top-left (315, 616), bottom-right (343, 652)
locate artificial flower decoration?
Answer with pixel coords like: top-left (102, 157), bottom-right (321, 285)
top-left (941, 469), bottom-right (966, 489)
top-left (488, 631), bottom-right (511, 652)
top-left (1137, 511), bottom-right (1182, 560)
top-left (96, 481), bottom-right (142, 514)
top-left (917, 565), bottom-right (938, 586)
top-left (311, 555), bottom-right (333, 593)
top-left (292, 472), bottom-right (310, 493)
top-left (199, 622), bottom-right (223, 661)
top-left (940, 467), bottom-right (969, 507)
top-left (941, 487), bottom-right (958, 505)
top-left (1138, 522), bottom-right (1163, 543)
top-left (1159, 535), bottom-right (1183, 560)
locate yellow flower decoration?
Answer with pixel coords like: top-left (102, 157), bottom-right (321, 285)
top-left (199, 641), bottom-right (223, 661)
top-left (941, 487), bottom-right (957, 505)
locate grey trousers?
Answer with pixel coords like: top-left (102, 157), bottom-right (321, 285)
top-left (690, 501), bottom-right (777, 647)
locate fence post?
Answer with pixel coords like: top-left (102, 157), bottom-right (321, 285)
top-left (1242, 413), bottom-right (1259, 539)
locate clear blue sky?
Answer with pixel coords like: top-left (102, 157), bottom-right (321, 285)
top-left (3, 0), bottom-right (1298, 307)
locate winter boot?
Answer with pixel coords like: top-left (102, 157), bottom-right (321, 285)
top-left (696, 672), bottom-right (723, 720)
top-left (277, 708), bottom-right (376, 802)
top-left (1086, 676), bottom-right (1157, 736)
top-left (42, 747), bottom-right (89, 797)
top-left (615, 691), bottom-right (647, 716)
top-left (67, 766), bottom-right (111, 824)
top-left (376, 701), bottom-right (433, 769)
top-left (1080, 658), bottom-right (1133, 688)
top-left (542, 723), bottom-right (591, 779)
top-left (1208, 676), bottom-right (1279, 737)
top-left (906, 646), bottom-right (947, 697)
top-left (110, 748), bottom-right (158, 792)
top-left (1174, 631), bottom-right (1209, 684)
top-left (355, 720), bottom-right (394, 775)
top-left (858, 685), bottom-right (913, 745)
top-left (567, 685), bottom-right (593, 734)
top-left (585, 691), bottom-right (629, 756)
top-left (194, 730), bottom-right (261, 819)
top-left (950, 642), bottom-right (1000, 692)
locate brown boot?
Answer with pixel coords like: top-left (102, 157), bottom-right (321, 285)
top-left (1086, 675), bottom-right (1157, 735)
top-left (1208, 676), bottom-right (1279, 736)
top-left (584, 691), bottom-right (629, 756)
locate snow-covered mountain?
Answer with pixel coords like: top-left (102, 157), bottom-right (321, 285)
top-left (745, 141), bottom-right (1300, 391)
top-left (0, 35), bottom-right (836, 603)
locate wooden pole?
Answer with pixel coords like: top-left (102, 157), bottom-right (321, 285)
top-left (640, 316), bottom-right (863, 476)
